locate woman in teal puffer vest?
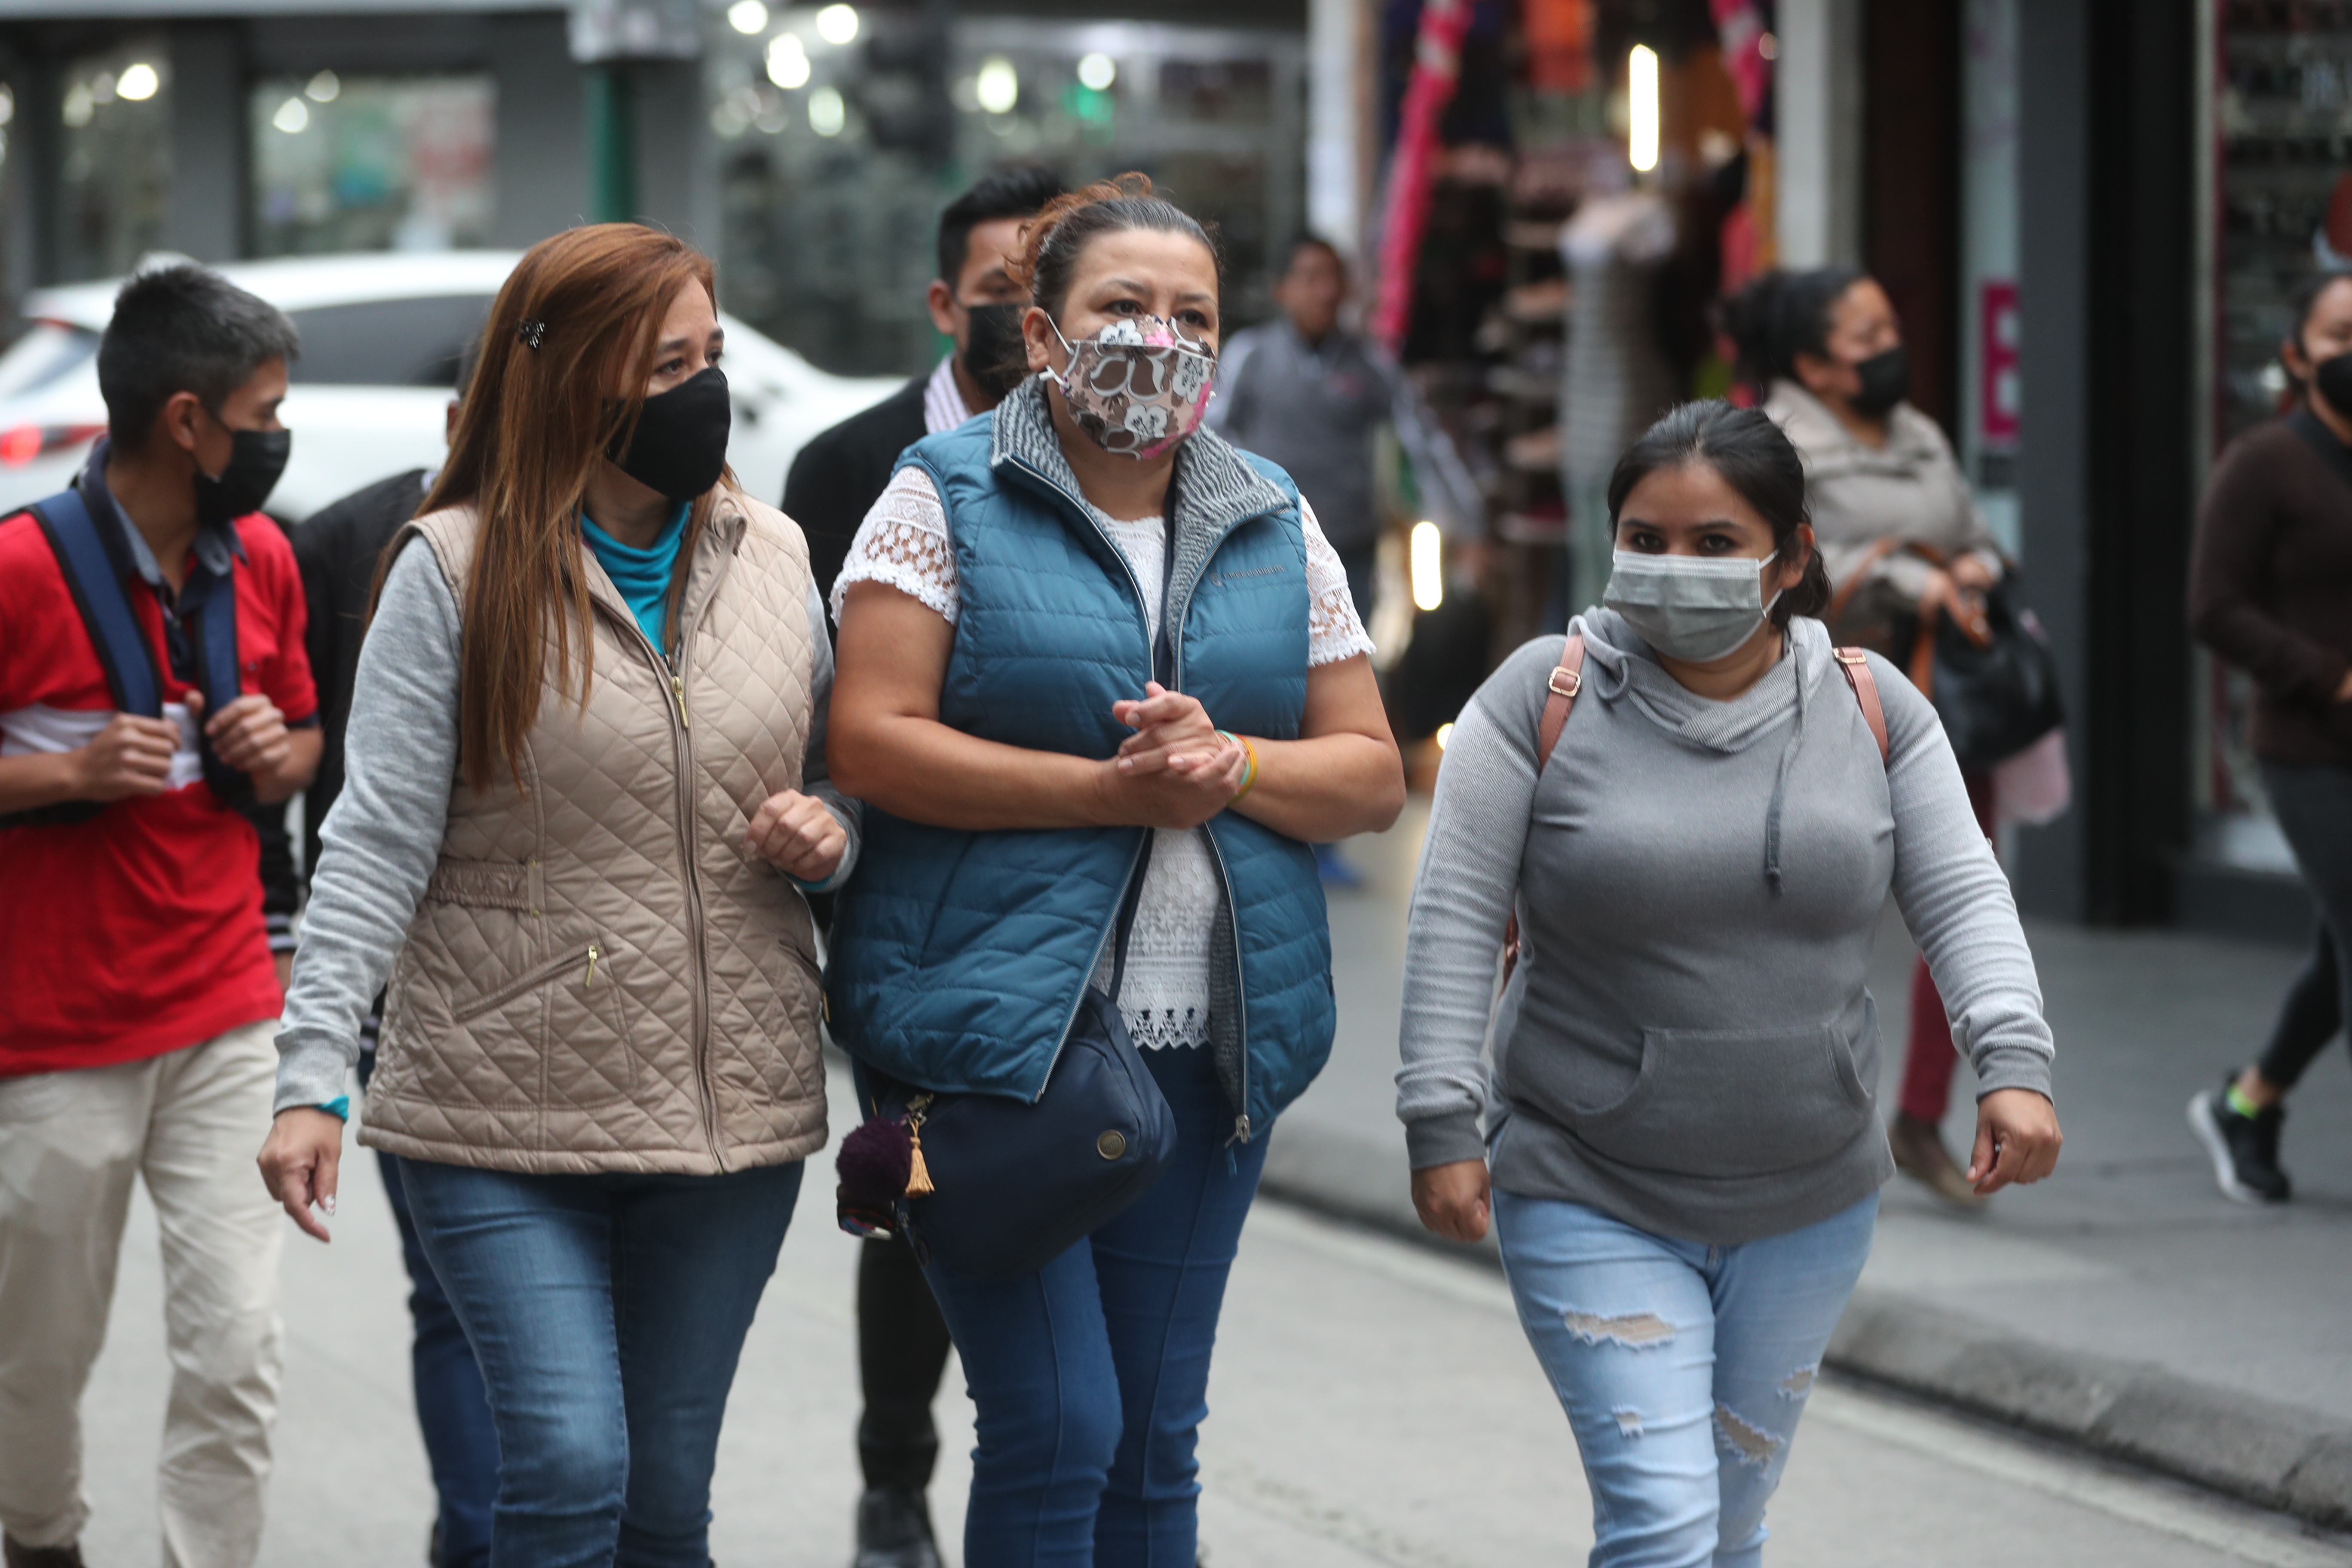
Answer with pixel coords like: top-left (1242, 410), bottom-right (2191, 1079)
top-left (827, 174), bottom-right (1406, 1567)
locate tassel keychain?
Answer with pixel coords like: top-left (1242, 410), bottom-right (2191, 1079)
top-left (835, 1093), bottom-right (938, 1237)
top-left (905, 1099), bottom-right (935, 1197)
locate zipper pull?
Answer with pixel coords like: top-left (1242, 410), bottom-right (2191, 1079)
top-left (670, 674), bottom-right (691, 729)
top-left (1230, 1113), bottom-right (1253, 1145)
top-left (583, 942), bottom-right (600, 989)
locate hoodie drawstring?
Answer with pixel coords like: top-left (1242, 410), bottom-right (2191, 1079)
top-left (1763, 635), bottom-right (1807, 896)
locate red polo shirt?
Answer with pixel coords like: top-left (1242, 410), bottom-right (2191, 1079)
top-left (0, 500), bottom-right (317, 1075)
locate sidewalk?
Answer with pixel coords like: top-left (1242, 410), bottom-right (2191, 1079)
top-left (1274, 805), bottom-right (2352, 1526)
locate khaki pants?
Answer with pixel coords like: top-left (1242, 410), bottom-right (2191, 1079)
top-left (0, 1020), bottom-right (285, 1566)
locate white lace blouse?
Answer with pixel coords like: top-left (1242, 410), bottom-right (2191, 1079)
top-left (834, 465), bottom-right (1375, 1047)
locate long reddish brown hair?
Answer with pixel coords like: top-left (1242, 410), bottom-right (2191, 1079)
top-left (414, 224), bottom-right (718, 793)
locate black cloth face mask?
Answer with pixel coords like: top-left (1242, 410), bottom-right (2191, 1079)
top-left (1848, 344), bottom-right (1911, 418)
top-left (2314, 351), bottom-right (2352, 422)
top-left (193, 426), bottom-right (291, 530)
top-left (960, 302), bottom-right (1031, 402)
top-left (609, 366), bottom-right (732, 501)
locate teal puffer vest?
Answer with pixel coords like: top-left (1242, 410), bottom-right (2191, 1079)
top-left (826, 383), bottom-right (1335, 1140)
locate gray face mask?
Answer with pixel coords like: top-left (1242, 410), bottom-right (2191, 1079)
top-left (1602, 549), bottom-right (1782, 663)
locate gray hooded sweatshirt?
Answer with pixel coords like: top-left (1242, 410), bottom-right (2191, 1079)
top-left (1396, 609), bottom-right (2054, 1244)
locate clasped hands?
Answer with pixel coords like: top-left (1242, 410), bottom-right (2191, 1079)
top-left (1101, 682), bottom-right (1247, 830)
top-left (72, 689), bottom-right (292, 801)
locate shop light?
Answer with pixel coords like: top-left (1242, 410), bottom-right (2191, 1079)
top-left (272, 96), bottom-right (309, 134)
top-left (1628, 44), bottom-right (1659, 172)
top-left (306, 70), bottom-right (340, 103)
top-left (976, 55), bottom-right (1019, 114)
top-left (116, 63), bottom-right (159, 102)
top-left (809, 85), bottom-right (845, 136)
top-left (815, 4), bottom-right (859, 45)
top-left (1434, 721), bottom-right (1455, 751)
top-left (1411, 521), bottom-right (1444, 612)
top-left (728, 0), bottom-right (770, 34)
top-left (1077, 52), bottom-right (1117, 92)
top-left (60, 83), bottom-right (92, 128)
top-left (0, 86), bottom-right (15, 126)
top-left (767, 34), bottom-right (810, 89)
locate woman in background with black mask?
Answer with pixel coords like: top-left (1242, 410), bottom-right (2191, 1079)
top-left (258, 224), bottom-right (859, 1565)
top-left (2186, 270), bottom-right (2352, 1207)
top-left (1727, 267), bottom-right (2010, 1209)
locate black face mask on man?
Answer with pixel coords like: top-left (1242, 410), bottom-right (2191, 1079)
top-left (609, 366), bottom-right (732, 501)
top-left (960, 302), bottom-right (1030, 401)
top-left (2313, 349), bottom-right (2352, 421)
top-left (193, 425), bottom-right (291, 530)
top-left (1848, 344), bottom-right (1911, 418)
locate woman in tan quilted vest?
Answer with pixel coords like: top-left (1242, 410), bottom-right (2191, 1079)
top-left (257, 224), bottom-right (858, 1566)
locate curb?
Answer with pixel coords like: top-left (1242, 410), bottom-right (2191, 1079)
top-left (1255, 1118), bottom-right (2352, 1530)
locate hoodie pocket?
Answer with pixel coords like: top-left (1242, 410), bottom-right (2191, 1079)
top-left (1564, 1020), bottom-right (1872, 1179)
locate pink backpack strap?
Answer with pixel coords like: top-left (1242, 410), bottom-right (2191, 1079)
top-left (1504, 634), bottom-right (1585, 979)
top-left (1533, 634), bottom-right (1586, 773)
top-left (1834, 647), bottom-right (1891, 767)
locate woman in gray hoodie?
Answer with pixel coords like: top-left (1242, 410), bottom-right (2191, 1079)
top-left (1396, 401), bottom-right (2060, 1567)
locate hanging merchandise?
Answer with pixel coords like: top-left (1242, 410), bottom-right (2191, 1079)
top-left (1371, 0), bottom-right (1475, 353)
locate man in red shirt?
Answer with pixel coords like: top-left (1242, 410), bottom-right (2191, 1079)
top-left (0, 264), bottom-right (319, 1568)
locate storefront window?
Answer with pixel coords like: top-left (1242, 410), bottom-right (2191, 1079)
top-left (58, 42), bottom-right (171, 282)
top-left (707, 10), bottom-right (1303, 378)
top-left (250, 73), bottom-right (495, 256)
top-left (2201, 2), bottom-right (2352, 869)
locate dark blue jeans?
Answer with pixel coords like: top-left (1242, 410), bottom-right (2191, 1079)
top-left (922, 1042), bottom-right (1271, 1568)
top-left (378, 1150), bottom-right (500, 1568)
top-left (362, 1049), bottom-right (499, 1568)
top-left (397, 1155), bottom-right (804, 1568)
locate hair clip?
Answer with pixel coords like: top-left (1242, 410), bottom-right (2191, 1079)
top-left (517, 318), bottom-right (548, 350)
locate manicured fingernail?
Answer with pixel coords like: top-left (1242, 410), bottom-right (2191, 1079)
top-left (321, 1195), bottom-right (336, 1216)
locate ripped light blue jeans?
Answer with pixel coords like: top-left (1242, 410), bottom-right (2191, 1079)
top-left (1493, 1190), bottom-right (1877, 1568)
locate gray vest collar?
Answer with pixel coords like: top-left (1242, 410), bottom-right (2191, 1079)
top-left (987, 380), bottom-right (1292, 657)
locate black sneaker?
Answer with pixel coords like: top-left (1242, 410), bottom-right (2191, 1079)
top-left (852, 1488), bottom-right (942, 1568)
top-left (2187, 1079), bottom-right (2291, 1204)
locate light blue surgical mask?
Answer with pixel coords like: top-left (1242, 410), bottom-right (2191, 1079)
top-left (1602, 549), bottom-right (1782, 662)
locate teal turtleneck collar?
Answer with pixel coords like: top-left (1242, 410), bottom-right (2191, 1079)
top-left (581, 502), bottom-right (689, 652)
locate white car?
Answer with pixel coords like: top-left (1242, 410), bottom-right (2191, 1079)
top-left (0, 250), bottom-right (902, 523)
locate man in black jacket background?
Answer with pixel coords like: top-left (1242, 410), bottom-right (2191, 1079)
top-left (782, 163), bottom-right (1061, 1568)
top-left (785, 165), bottom-right (1063, 604)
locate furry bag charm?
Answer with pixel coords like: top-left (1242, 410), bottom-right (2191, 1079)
top-left (834, 1096), bottom-right (934, 1240)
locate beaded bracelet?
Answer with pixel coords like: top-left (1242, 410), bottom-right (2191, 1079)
top-left (1223, 731), bottom-right (1261, 803)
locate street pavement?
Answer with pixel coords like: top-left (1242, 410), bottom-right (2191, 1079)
top-left (1286, 803), bottom-right (2352, 1518)
top-left (77, 1019), bottom-right (2352, 1567)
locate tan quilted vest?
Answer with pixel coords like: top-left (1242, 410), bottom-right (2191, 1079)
top-left (359, 486), bottom-right (827, 1175)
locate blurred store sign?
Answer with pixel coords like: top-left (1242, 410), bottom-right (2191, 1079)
top-left (570, 0), bottom-right (702, 62)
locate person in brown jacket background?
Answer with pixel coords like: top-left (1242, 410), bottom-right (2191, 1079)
top-left (256, 224), bottom-right (860, 1567)
top-left (1733, 266), bottom-right (2010, 1208)
top-left (2187, 270), bottom-right (2352, 1207)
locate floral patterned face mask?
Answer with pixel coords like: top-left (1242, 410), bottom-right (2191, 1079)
top-left (1043, 315), bottom-right (1217, 460)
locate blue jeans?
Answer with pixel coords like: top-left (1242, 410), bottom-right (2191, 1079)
top-left (362, 1049), bottom-right (499, 1568)
top-left (1493, 1190), bottom-right (1878, 1568)
top-left (922, 1042), bottom-right (1270, 1568)
top-left (397, 1155), bottom-right (804, 1568)
top-left (379, 1150), bottom-right (500, 1568)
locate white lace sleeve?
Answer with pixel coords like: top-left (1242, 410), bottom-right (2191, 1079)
top-left (1301, 498), bottom-right (1377, 666)
top-left (830, 466), bottom-right (959, 626)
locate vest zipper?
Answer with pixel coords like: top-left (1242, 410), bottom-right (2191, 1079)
top-left (1197, 827), bottom-right (1253, 1143)
top-left (1170, 527), bottom-right (1260, 1144)
top-left (1008, 454), bottom-right (1163, 1105)
top-left (583, 942), bottom-right (600, 989)
top-left (596, 566), bottom-right (729, 1172)
top-left (1036, 836), bottom-right (1152, 1102)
